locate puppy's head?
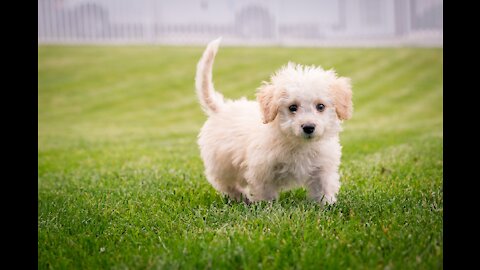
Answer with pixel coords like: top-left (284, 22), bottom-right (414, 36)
top-left (257, 62), bottom-right (353, 141)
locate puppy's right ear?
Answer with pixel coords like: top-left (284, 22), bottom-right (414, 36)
top-left (257, 84), bottom-right (279, 124)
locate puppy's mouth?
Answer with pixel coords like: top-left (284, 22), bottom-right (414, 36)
top-left (303, 133), bottom-right (314, 139)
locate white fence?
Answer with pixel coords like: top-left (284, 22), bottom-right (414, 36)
top-left (38, 0), bottom-right (443, 47)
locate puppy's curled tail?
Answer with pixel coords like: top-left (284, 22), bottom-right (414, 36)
top-left (195, 37), bottom-right (224, 115)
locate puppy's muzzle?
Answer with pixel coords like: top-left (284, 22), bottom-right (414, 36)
top-left (301, 124), bottom-right (316, 135)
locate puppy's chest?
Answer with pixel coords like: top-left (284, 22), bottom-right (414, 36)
top-left (272, 154), bottom-right (319, 184)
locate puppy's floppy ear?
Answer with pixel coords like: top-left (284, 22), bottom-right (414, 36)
top-left (330, 77), bottom-right (353, 120)
top-left (257, 83), bottom-right (279, 124)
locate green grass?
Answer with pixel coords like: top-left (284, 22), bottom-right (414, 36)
top-left (38, 45), bottom-right (443, 269)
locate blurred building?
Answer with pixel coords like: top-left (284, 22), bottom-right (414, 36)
top-left (38, 0), bottom-right (443, 47)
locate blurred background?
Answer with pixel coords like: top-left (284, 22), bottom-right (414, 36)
top-left (38, 0), bottom-right (443, 47)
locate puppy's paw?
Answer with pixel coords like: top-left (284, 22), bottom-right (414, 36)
top-left (241, 194), bottom-right (252, 205)
top-left (315, 193), bottom-right (337, 207)
top-left (325, 194), bottom-right (337, 204)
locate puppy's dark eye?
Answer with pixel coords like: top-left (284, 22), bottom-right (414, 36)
top-left (316, 103), bottom-right (326, 112)
top-left (289, 105), bottom-right (298, 112)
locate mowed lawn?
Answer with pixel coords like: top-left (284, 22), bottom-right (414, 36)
top-left (38, 45), bottom-right (443, 269)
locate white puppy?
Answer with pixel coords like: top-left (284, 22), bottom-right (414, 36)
top-left (195, 38), bottom-right (353, 205)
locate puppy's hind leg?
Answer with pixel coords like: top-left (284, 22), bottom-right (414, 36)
top-left (211, 180), bottom-right (250, 204)
top-left (223, 185), bottom-right (251, 204)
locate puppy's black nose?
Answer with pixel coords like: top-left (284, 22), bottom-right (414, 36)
top-left (302, 124), bottom-right (316, 134)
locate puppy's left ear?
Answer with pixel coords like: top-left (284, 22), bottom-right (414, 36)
top-left (257, 84), bottom-right (279, 124)
top-left (330, 77), bottom-right (353, 120)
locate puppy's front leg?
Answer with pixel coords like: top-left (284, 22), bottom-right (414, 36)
top-left (247, 182), bottom-right (279, 202)
top-left (306, 168), bottom-right (341, 205)
top-left (244, 166), bottom-right (279, 202)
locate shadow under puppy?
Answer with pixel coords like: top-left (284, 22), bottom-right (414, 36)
top-left (195, 38), bottom-right (353, 205)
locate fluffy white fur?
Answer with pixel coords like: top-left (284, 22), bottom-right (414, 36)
top-left (195, 38), bottom-right (353, 205)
